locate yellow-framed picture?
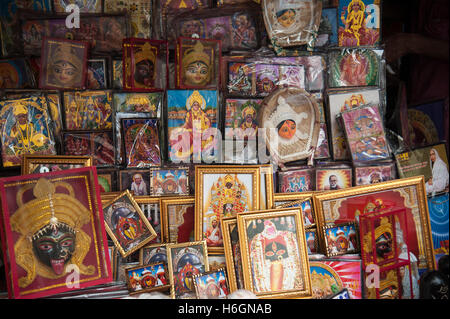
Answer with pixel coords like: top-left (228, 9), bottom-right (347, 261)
top-left (134, 195), bottom-right (163, 244)
top-left (221, 216), bottom-right (245, 293)
top-left (160, 196), bottom-right (195, 243)
top-left (21, 154), bottom-right (93, 175)
top-left (237, 207), bottom-right (312, 299)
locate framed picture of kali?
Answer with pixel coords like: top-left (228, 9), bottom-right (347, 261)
top-left (192, 268), bottom-right (230, 299)
top-left (102, 190), bottom-right (157, 258)
top-left (315, 168), bottom-right (352, 191)
top-left (237, 208), bottom-right (312, 299)
top-left (119, 170), bottom-right (151, 196)
top-left (39, 37), bottom-right (89, 90)
top-left (176, 37), bottom-right (221, 90)
top-left (150, 167), bottom-right (190, 196)
top-left (166, 241), bottom-right (209, 299)
top-left (140, 243), bottom-right (169, 266)
top-left (221, 216), bottom-right (245, 292)
top-left (195, 165), bottom-right (260, 254)
top-left (0, 96), bottom-right (57, 167)
top-left (167, 89), bottom-right (220, 162)
top-left (121, 118), bottom-right (161, 168)
top-left (0, 167), bottom-right (112, 299)
top-left (125, 262), bottom-right (170, 295)
top-left (21, 155), bottom-right (93, 175)
top-left (312, 176), bottom-right (436, 270)
top-left (135, 196), bottom-right (163, 244)
top-left (160, 196), bottom-right (195, 244)
top-left (123, 38), bottom-right (168, 91)
top-left (62, 131), bottom-right (115, 167)
top-left (63, 90), bottom-right (113, 131)
top-left (323, 222), bottom-right (360, 257)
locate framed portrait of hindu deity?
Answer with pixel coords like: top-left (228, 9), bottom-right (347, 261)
top-left (315, 167), bottom-right (352, 191)
top-left (102, 190), bottom-right (157, 258)
top-left (328, 48), bottom-right (382, 88)
top-left (339, 104), bottom-right (390, 163)
top-left (63, 91), bottom-right (113, 131)
top-left (354, 162), bottom-right (396, 186)
top-left (395, 143), bottom-right (449, 196)
top-left (194, 165), bottom-right (260, 254)
top-left (125, 262), bottom-right (170, 295)
top-left (273, 192), bottom-right (315, 208)
top-left (150, 167), bottom-right (190, 196)
top-left (166, 240), bottom-right (209, 299)
top-left (338, 0), bottom-right (381, 47)
top-left (305, 228), bottom-right (319, 254)
top-left (236, 207), bottom-right (312, 299)
top-left (0, 167), bottom-right (112, 299)
top-left (313, 176), bottom-right (436, 271)
top-left (120, 118), bottom-right (161, 168)
top-left (323, 222), bottom-right (360, 257)
top-left (114, 92), bottom-right (162, 116)
top-left (123, 38), bottom-right (168, 92)
top-left (52, 0), bottom-right (103, 13)
top-left (119, 169), bottom-right (151, 196)
top-left (0, 58), bottom-right (36, 89)
top-left (167, 90), bottom-right (220, 163)
top-left (309, 259), bottom-right (363, 299)
top-left (97, 169), bottom-right (116, 193)
top-left (262, 0), bottom-right (322, 48)
top-left (224, 98), bottom-right (263, 141)
top-left (258, 87), bottom-right (321, 164)
top-left (278, 167), bottom-right (315, 193)
top-left (327, 88), bottom-right (382, 160)
top-left (192, 268), bottom-right (230, 299)
top-left (104, 0), bottom-right (152, 38)
top-left (87, 58), bottom-right (108, 89)
top-left (176, 37), bottom-right (221, 90)
top-left (221, 216), bottom-right (245, 293)
top-left (21, 155), bottom-right (93, 175)
top-left (62, 131), bottom-right (115, 167)
top-left (140, 243), bottom-right (169, 266)
top-left (160, 196), bottom-right (195, 244)
top-left (134, 196), bottom-right (163, 244)
top-left (39, 37), bottom-right (89, 90)
top-left (0, 96), bottom-right (57, 167)
top-left (277, 198), bottom-right (317, 228)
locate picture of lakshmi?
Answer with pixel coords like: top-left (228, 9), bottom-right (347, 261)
top-left (46, 42), bottom-right (84, 89)
top-left (339, 52), bottom-right (369, 86)
top-left (170, 90), bottom-right (216, 160)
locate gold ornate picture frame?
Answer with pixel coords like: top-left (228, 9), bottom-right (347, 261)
top-left (221, 216), bottom-right (245, 293)
top-left (21, 154), bottom-right (93, 175)
top-left (166, 240), bottom-right (209, 299)
top-left (102, 190), bottom-right (157, 258)
top-left (134, 195), bottom-right (164, 244)
top-left (312, 176), bottom-right (436, 270)
top-left (273, 191), bottom-right (316, 208)
top-left (139, 243), bottom-right (169, 265)
top-left (160, 196), bottom-right (195, 243)
top-left (237, 207), bottom-right (312, 299)
top-left (194, 165), bottom-right (261, 254)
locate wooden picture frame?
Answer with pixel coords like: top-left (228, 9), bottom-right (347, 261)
top-left (102, 190), bottom-right (157, 258)
top-left (194, 165), bottom-right (260, 254)
top-left (221, 216), bottom-right (245, 293)
top-left (125, 262), bottom-right (170, 295)
top-left (237, 207), bottom-right (312, 299)
top-left (160, 196), bottom-right (195, 243)
top-left (134, 196), bottom-right (164, 244)
top-left (21, 155), bottom-right (93, 175)
top-left (312, 176), bottom-right (436, 270)
top-left (139, 243), bottom-right (169, 266)
top-left (192, 268), bottom-right (229, 299)
top-left (166, 240), bottom-right (209, 299)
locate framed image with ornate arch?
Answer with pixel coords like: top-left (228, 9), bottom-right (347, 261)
top-left (21, 155), bottom-right (93, 175)
top-left (194, 165), bottom-right (260, 254)
top-left (140, 243), bottom-right (169, 266)
top-left (150, 167), bottom-right (190, 196)
top-left (312, 176), bottom-right (436, 271)
top-left (236, 207), bottom-right (312, 299)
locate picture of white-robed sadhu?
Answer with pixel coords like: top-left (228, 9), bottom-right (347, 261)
top-left (425, 147), bottom-right (449, 194)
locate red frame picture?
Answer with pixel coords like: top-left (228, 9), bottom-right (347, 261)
top-left (122, 38), bottom-right (169, 92)
top-left (0, 167), bottom-right (112, 299)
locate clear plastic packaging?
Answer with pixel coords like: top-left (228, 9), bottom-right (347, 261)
top-left (104, 0), bottom-right (152, 38)
top-left (278, 166), bottom-right (315, 192)
top-left (353, 161), bottom-right (396, 186)
top-left (262, 0), bottom-right (323, 48)
top-left (0, 58), bottom-right (36, 89)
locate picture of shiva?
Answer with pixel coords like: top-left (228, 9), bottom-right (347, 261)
top-left (0, 97), bottom-right (56, 167)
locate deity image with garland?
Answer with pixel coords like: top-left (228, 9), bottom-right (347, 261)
top-left (202, 174), bottom-right (252, 247)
